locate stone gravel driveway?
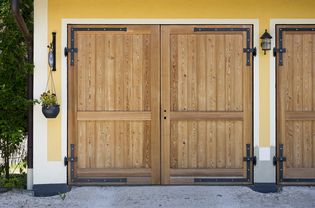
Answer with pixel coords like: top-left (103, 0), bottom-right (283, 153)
top-left (0, 186), bottom-right (314, 208)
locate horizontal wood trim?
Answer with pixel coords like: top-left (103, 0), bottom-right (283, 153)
top-left (285, 168), bottom-right (315, 178)
top-left (77, 112), bottom-right (151, 121)
top-left (169, 177), bottom-right (250, 185)
top-left (167, 25), bottom-right (252, 34)
top-left (77, 168), bottom-right (151, 177)
top-left (286, 112), bottom-right (315, 120)
top-left (170, 112), bottom-right (243, 120)
top-left (70, 177), bottom-right (152, 185)
top-left (170, 168), bottom-right (244, 177)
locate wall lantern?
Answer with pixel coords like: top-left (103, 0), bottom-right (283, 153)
top-left (48, 32), bottom-right (56, 71)
top-left (260, 29), bottom-right (272, 55)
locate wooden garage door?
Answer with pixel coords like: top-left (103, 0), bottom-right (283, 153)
top-left (276, 25), bottom-right (315, 184)
top-left (67, 25), bottom-right (160, 184)
top-left (161, 25), bottom-right (254, 184)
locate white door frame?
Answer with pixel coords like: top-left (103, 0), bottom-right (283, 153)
top-left (59, 19), bottom-right (260, 184)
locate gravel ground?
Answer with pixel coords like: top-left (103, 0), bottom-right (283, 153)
top-left (0, 186), bottom-right (314, 208)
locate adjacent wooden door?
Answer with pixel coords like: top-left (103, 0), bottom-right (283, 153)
top-left (67, 25), bottom-right (160, 185)
top-left (276, 25), bottom-right (315, 184)
top-left (161, 25), bottom-right (253, 184)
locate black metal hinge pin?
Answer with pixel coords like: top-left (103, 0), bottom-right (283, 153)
top-left (243, 155), bottom-right (257, 166)
top-left (64, 47), bottom-right (78, 57)
top-left (273, 155), bottom-right (286, 166)
top-left (64, 155), bottom-right (77, 166)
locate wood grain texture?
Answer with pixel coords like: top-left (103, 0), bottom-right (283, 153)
top-left (277, 25), bottom-right (315, 182)
top-left (162, 25), bottom-right (253, 184)
top-left (68, 25), bottom-right (160, 184)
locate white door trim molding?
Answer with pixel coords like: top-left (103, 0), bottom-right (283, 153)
top-left (60, 18), bottom-right (259, 183)
top-left (34, 0), bottom-right (67, 185)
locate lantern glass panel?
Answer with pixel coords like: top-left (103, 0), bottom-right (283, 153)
top-left (261, 39), bottom-right (271, 51)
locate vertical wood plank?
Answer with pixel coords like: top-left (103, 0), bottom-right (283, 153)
top-left (150, 25), bottom-right (161, 183)
top-left (114, 36), bottom-right (124, 168)
top-left (95, 35), bottom-right (105, 111)
top-left (106, 35), bottom-right (116, 111)
top-left (115, 35), bottom-right (124, 111)
top-left (284, 34), bottom-right (293, 168)
top-left (77, 121), bottom-right (86, 169)
top-left (216, 35), bottom-right (226, 168)
top-left (86, 35), bottom-right (96, 111)
top-left (302, 34), bottom-right (313, 168)
top-left (177, 35), bottom-right (188, 168)
top-left (125, 121), bottom-right (132, 168)
top-left (234, 35), bottom-right (243, 168)
top-left (225, 35), bottom-right (235, 168)
top-left (234, 34), bottom-right (243, 111)
top-left (170, 35), bottom-right (179, 170)
top-left (170, 122), bottom-right (178, 168)
top-left (123, 35), bottom-right (132, 111)
top-left (187, 35), bottom-right (198, 168)
top-left (170, 35), bottom-right (179, 111)
top-left (197, 35), bottom-right (207, 168)
top-left (206, 34), bottom-right (217, 169)
top-left (95, 122), bottom-right (105, 168)
top-left (114, 121), bottom-right (124, 168)
top-left (161, 26), bottom-right (171, 183)
top-left (142, 121), bottom-right (151, 168)
top-left (104, 122), bottom-right (114, 168)
top-left (86, 121), bottom-right (96, 168)
top-left (293, 35), bottom-right (303, 168)
top-left (77, 34), bottom-right (87, 111)
top-left (234, 121), bottom-right (243, 168)
top-left (142, 35), bottom-right (151, 111)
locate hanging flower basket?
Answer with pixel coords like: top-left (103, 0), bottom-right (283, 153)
top-left (40, 57), bottom-right (60, 118)
top-left (40, 90), bottom-right (60, 118)
top-left (42, 104), bottom-right (60, 118)
top-left (41, 90), bottom-right (60, 119)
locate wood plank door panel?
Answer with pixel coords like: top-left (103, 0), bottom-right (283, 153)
top-left (276, 25), bottom-right (315, 184)
top-left (161, 25), bottom-right (253, 184)
top-left (68, 25), bottom-right (160, 185)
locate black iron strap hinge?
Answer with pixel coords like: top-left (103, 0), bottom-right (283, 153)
top-left (64, 47), bottom-right (78, 56)
top-left (273, 47), bottom-right (286, 66)
top-left (243, 47), bottom-right (256, 66)
top-left (272, 155), bottom-right (286, 166)
top-left (243, 155), bottom-right (257, 166)
top-left (64, 47), bottom-right (78, 65)
top-left (243, 47), bottom-right (257, 57)
top-left (64, 155), bottom-right (77, 166)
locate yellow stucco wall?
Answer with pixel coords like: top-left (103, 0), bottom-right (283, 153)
top-left (47, 0), bottom-right (315, 160)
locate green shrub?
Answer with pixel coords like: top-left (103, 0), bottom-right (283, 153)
top-left (0, 0), bottom-right (33, 180)
top-left (0, 173), bottom-right (26, 189)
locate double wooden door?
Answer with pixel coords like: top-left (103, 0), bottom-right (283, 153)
top-left (276, 25), bottom-right (315, 184)
top-left (67, 24), bottom-right (254, 185)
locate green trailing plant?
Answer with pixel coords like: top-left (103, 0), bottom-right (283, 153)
top-left (0, 0), bottom-right (33, 180)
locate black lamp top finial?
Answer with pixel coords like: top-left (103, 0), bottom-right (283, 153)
top-left (261, 29), bottom-right (272, 39)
